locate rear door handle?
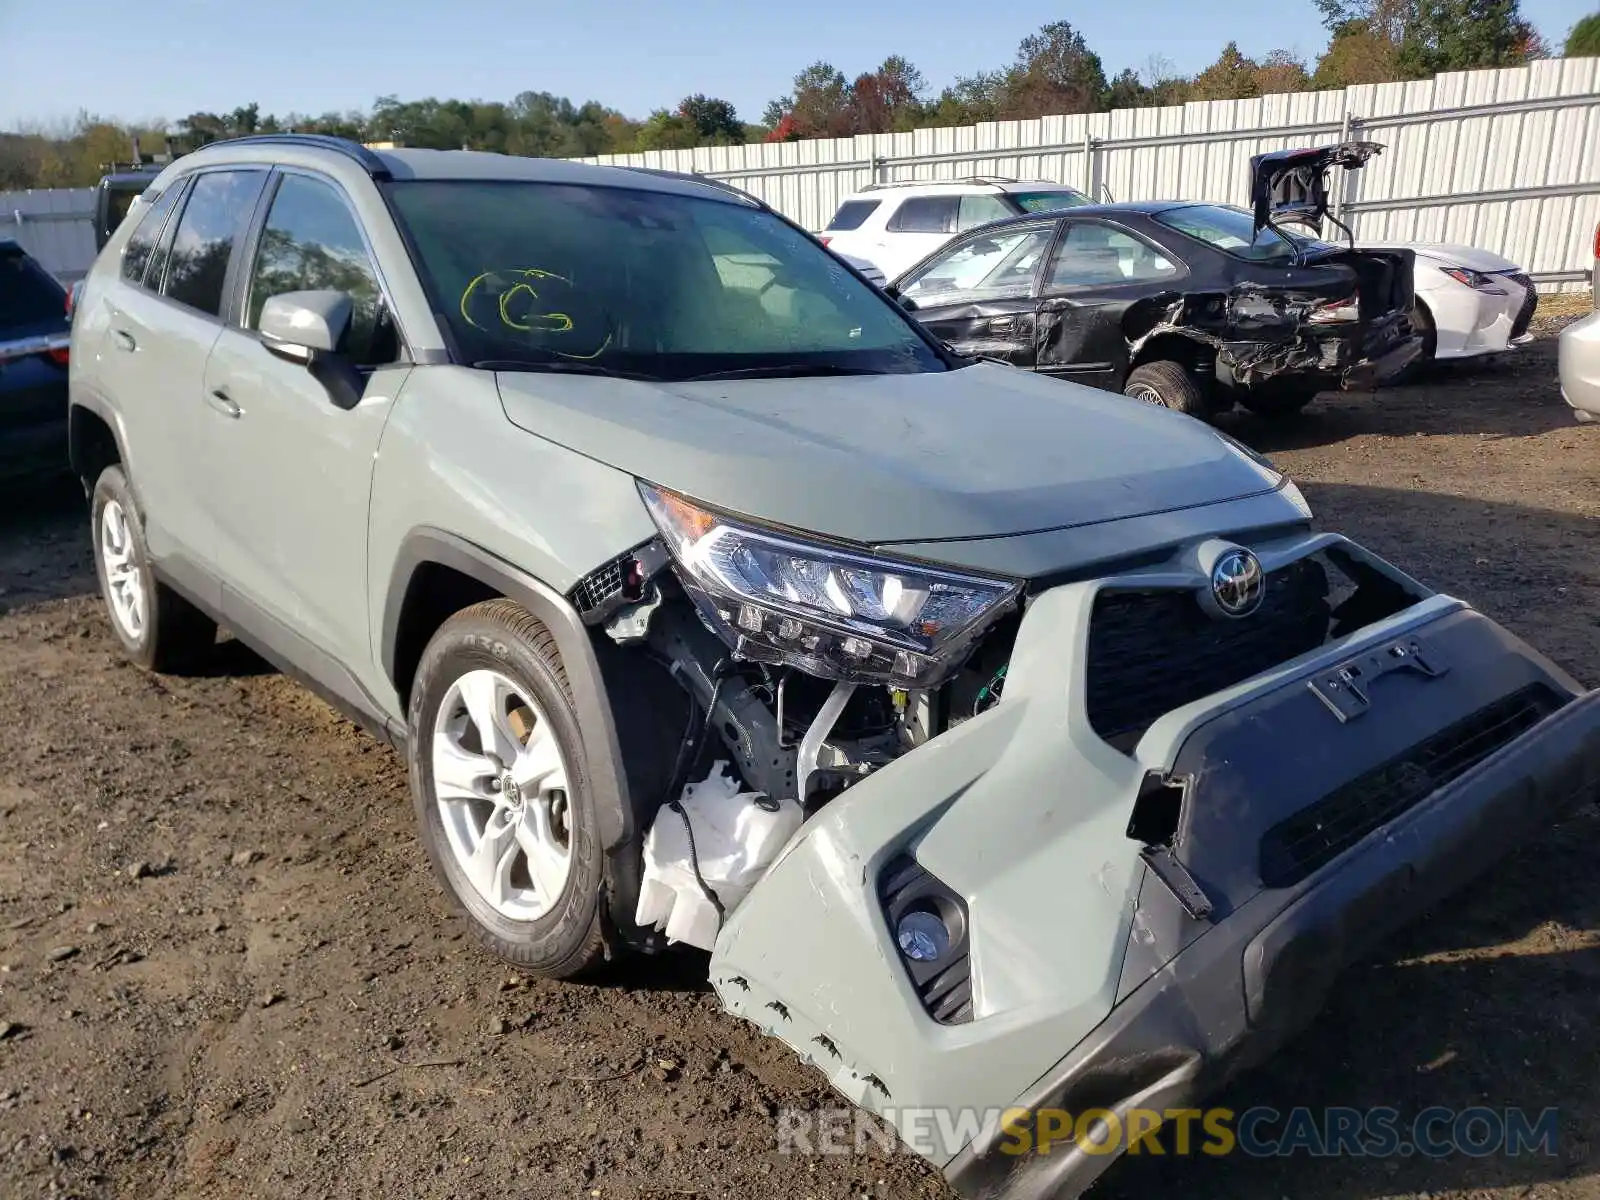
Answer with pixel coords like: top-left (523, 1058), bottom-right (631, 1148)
top-left (989, 315), bottom-right (1017, 335)
top-left (111, 329), bottom-right (137, 352)
top-left (206, 388), bottom-right (242, 419)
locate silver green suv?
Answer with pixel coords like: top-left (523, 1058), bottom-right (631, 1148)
top-left (68, 135), bottom-right (1600, 1199)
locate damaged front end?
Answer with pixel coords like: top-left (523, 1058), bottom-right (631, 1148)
top-left (577, 485), bottom-right (1600, 1200)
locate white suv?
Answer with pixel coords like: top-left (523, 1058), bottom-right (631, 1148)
top-left (819, 177), bottom-right (1091, 281)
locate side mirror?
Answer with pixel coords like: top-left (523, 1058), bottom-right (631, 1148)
top-left (897, 292), bottom-right (919, 312)
top-left (259, 290), bottom-right (353, 362)
top-left (258, 290), bottom-right (365, 411)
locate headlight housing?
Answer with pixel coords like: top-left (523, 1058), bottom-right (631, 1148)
top-left (1442, 266), bottom-right (1507, 294)
top-left (639, 482), bottom-right (1020, 688)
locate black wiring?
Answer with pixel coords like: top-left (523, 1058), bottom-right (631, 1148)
top-left (661, 665), bottom-right (731, 922)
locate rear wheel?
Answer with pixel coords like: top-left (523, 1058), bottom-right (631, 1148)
top-left (408, 599), bottom-right (606, 978)
top-left (1123, 360), bottom-right (1210, 420)
top-left (91, 466), bottom-right (216, 672)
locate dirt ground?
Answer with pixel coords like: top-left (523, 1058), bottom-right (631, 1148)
top-left (1, 307), bottom-right (1597, 1200)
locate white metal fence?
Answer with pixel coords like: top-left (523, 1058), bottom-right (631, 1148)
top-left (0, 187), bottom-right (96, 284)
top-left (6, 59), bottom-right (1598, 290)
top-left (582, 57), bottom-right (1600, 292)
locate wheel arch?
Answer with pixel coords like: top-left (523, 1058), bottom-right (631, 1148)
top-left (68, 393), bottom-right (128, 494)
top-left (382, 529), bottom-right (634, 859)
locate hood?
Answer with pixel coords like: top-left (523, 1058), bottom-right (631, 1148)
top-left (1250, 140), bottom-right (1384, 238)
top-left (494, 364), bottom-right (1285, 546)
top-left (1361, 241), bottom-right (1520, 273)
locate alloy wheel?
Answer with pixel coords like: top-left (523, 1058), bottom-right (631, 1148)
top-left (99, 499), bottom-right (146, 641)
top-left (432, 668), bottom-right (574, 921)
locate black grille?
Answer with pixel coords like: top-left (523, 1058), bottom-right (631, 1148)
top-left (1085, 556), bottom-right (1331, 747)
top-left (1258, 684), bottom-right (1563, 888)
top-left (1506, 272), bottom-right (1538, 339)
top-left (571, 557), bottom-right (627, 616)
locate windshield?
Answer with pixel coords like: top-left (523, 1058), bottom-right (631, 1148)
top-left (1152, 203), bottom-right (1330, 262)
top-left (1010, 189), bottom-right (1091, 214)
top-left (386, 181), bottom-right (948, 379)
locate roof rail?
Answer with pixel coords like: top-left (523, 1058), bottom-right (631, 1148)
top-left (618, 166), bottom-right (765, 208)
top-left (193, 133), bottom-right (393, 179)
top-left (858, 175), bottom-right (1029, 192)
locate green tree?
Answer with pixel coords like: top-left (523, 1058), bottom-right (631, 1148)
top-left (1254, 49), bottom-right (1312, 94)
top-left (1189, 42), bottom-right (1263, 100)
top-left (1313, 21), bottom-right (1405, 85)
top-left (1002, 20), bottom-right (1108, 116)
top-left (1399, 0), bottom-right (1545, 74)
top-left (1565, 12), bottom-right (1600, 55)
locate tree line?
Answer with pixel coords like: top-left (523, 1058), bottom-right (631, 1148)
top-left (3, 0), bottom-right (1595, 190)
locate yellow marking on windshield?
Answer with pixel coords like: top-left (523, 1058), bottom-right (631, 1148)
top-left (459, 267), bottom-right (611, 360)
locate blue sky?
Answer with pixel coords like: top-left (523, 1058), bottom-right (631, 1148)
top-left (1, 0), bottom-right (1594, 129)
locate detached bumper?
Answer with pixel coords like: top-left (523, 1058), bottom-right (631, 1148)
top-left (946, 689), bottom-right (1600, 1200)
top-left (710, 534), bottom-right (1599, 1200)
top-left (1342, 333), bottom-right (1422, 389)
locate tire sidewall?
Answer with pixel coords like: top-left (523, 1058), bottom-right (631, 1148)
top-left (407, 614), bottom-right (604, 972)
top-left (90, 466), bottom-right (155, 664)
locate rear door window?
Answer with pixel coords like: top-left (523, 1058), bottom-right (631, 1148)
top-left (161, 169), bottom-right (269, 317)
top-left (120, 183), bottom-right (185, 287)
top-left (824, 200), bottom-right (881, 231)
top-left (887, 196), bottom-right (959, 234)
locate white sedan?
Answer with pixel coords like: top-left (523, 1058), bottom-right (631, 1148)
top-left (1363, 241), bottom-right (1537, 370)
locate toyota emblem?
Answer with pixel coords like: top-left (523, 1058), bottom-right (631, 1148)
top-left (1210, 548), bottom-right (1265, 618)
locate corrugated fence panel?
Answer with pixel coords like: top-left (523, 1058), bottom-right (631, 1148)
top-left (0, 187), bottom-right (96, 283)
top-left (11, 61), bottom-right (1600, 289)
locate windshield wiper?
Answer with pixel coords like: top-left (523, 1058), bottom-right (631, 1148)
top-left (473, 359), bottom-right (662, 382)
top-left (681, 363), bottom-right (895, 382)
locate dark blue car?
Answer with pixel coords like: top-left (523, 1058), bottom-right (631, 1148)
top-left (0, 239), bottom-right (71, 483)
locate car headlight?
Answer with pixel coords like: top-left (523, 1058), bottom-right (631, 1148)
top-left (1442, 266), bottom-right (1507, 294)
top-left (639, 482), bottom-right (1020, 688)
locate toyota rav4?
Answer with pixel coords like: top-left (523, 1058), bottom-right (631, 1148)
top-left (68, 134), bottom-right (1600, 1200)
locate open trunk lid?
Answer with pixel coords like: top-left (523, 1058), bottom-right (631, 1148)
top-left (1250, 141), bottom-right (1384, 242)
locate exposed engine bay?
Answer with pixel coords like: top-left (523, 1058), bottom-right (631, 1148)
top-left (571, 483), bottom-right (1423, 952)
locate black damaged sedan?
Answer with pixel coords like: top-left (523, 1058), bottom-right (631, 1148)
top-left (886, 161), bottom-right (1420, 422)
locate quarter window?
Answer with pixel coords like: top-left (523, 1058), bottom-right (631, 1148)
top-left (161, 169), bottom-right (269, 317)
top-left (898, 225), bottom-right (1055, 304)
top-left (247, 174), bottom-right (395, 365)
top-left (1047, 223), bottom-right (1179, 288)
top-left (120, 184), bottom-right (184, 287)
top-left (887, 196), bottom-right (959, 234)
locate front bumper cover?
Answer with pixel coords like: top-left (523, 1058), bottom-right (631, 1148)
top-left (708, 529), bottom-right (1600, 1199)
top-left (946, 687), bottom-right (1600, 1200)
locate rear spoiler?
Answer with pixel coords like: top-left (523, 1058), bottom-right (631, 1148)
top-left (1250, 140), bottom-right (1384, 250)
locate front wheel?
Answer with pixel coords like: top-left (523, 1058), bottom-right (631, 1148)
top-left (408, 599), bottom-right (607, 978)
top-left (1393, 301), bottom-right (1437, 385)
top-left (1123, 360), bottom-right (1211, 420)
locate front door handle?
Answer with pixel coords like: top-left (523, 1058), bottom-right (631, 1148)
top-left (989, 315), bottom-right (1017, 335)
top-left (206, 388), bottom-right (242, 419)
top-left (111, 329), bottom-right (137, 352)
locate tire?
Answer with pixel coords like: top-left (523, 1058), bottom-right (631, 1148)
top-left (1393, 300), bottom-right (1437, 385)
top-left (1123, 360), bottom-right (1211, 420)
top-left (408, 599), bottom-right (606, 978)
top-left (90, 465), bottom-right (216, 672)
top-left (1237, 384), bottom-right (1319, 420)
